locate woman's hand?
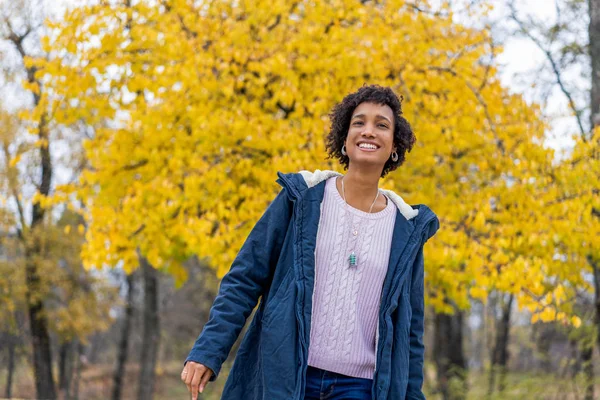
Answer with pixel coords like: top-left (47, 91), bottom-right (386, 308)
top-left (181, 361), bottom-right (214, 399)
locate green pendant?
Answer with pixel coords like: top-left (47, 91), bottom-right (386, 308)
top-left (348, 252), bottom-right (357, 267)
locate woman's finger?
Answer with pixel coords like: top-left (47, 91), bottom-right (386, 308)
top-left (180, 363), bottom-right (189, 382)
top-left (190, 365), bottom-right (205, 400)
top-left (184, 365), bottom-right (196, 397)
top-left (199, 368), bottom-right (213, 393)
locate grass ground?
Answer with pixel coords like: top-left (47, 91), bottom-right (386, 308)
top-left (3, 361), bottom-right (600, 399)
top-left (0, 361), bottom-right (229, 400)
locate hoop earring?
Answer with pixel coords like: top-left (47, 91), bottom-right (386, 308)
top-left (341, 145), bottom-right (347, 156)
top-left (391, 151), bottom-right (398, 162)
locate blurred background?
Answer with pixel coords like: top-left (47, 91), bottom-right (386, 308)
top-left (0, 0), bottom-right (598, 399)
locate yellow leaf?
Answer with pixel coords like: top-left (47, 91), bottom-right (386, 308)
top-left (9, 154), bottom-right (22, 167)
top-left (539, 307), bottom-right (556, 323)
top-left (469, 286), bottom-right (488, 302)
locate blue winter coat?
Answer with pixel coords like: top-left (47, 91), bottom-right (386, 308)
top-left (185, 169), bottom-right (440, 399)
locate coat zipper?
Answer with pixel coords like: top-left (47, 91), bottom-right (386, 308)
top-left (373, 286), bottom-right (386, 399)
top-left (298, 198), bottom-right (325, 398)
top-left (373, 217), bottom-right (434, 398)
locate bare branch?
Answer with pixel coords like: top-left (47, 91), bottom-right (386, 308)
top-left (508, 2), bottom-right (587, 140)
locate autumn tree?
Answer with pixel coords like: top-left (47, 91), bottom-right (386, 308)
top-left (487, 1), bottom-right (600, 398)
top-left (36, 0), bottom-right (590, 397)
top-left (0, 2), bottom-right (118, 398)
top-left (0, 2), bottom-right (57, 394)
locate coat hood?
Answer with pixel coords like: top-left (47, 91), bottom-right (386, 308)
top-left (276, 169), bottom-right (440, 241)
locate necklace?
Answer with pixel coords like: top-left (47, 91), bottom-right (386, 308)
top-left (340, 176), bottom-right (380, 267)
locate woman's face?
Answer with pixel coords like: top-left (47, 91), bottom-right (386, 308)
top-left (344, 102), bottom-right (396, 170)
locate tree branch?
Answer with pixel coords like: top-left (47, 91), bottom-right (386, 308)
top-left (508, 2), bottom-right (587, 140)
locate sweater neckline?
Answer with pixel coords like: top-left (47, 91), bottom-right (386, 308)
top-left (327, 177), bottom-right (394, 219)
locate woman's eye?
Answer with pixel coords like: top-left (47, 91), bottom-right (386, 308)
top-left (353, 121), bottom-right (388, 128)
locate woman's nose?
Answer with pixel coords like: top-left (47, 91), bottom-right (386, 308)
top-left (361, 127), bottom-right (375, 136)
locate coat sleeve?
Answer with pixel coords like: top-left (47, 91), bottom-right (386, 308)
top-left (184, 187), bottom-right (293, 380)
top-left (407, 215), bottom-right (439, 399)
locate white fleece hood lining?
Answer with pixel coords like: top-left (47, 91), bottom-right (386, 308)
top-left (299, 169), bottom-right (419, 220)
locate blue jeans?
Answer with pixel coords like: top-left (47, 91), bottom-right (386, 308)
top-left (304, 365), bottom-right (373, 400)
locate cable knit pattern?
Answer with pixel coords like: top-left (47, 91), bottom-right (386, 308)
top-left (307, 177), bottom-right (396, 379)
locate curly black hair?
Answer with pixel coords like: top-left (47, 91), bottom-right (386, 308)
top-left (325, 84), bottom-right (416, 178)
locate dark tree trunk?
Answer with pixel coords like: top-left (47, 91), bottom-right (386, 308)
top-left (581, 343), bottom-right (594, 400)
top-left (7, 17), bottom-right (56, 400)
top-left (588, 1), bottom-right (600, 382)
top-left (486, 292), bottom-right (496, 398)
top-left (137, 254), bottom-right (160, 400)
top-left (491, 294), bottom-right (513, 393)
top-left (434, 308), bottom-right (467, 400)
top-left (26, 247), bottom-right (57, 399)
top-left (591, 256), bottom-right (600, 400)
top-left (570, 338), bottom-right (581, 377)
top-left (5, 334), bottom-right (15, 399)
top-left (588, 0), bottom-right (599, 376)
top-left (113, 272), bottom-right (135, 400)
top-left (58, 341), bottom-right (69, 398)
top-left (58, 340), bottom-right (75, 400)
top-left (24, 83), bottom-right (56, 400)
top-left (72, 342), bottom-right (84, 400)
top-left (591, 0), bottom-right (600, 129)
top-left (87, 332), bottom-right (103, 364)
top-left (59, 341), bottom-right (68, 390)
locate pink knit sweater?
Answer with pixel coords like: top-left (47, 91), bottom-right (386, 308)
top-left (307, 176), bottom-right (396, 379)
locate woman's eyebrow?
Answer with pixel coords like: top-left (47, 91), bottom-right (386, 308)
top-left (351, 113), bottom-right (392, 123)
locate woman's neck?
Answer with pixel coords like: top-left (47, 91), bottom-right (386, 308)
top-left (337, 167), bottom-right (384, 212)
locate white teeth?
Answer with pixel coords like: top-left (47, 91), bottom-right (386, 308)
top-left (358, 143), bottom-right (378, 149)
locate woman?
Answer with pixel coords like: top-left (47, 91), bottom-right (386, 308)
top-left (181, 84), bottom-right (440, 400)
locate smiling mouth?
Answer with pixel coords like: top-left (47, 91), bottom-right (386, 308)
top-left (356, 143), bottom-right (380, 151)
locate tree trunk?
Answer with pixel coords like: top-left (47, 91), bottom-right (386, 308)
top-left (581, 343), bottom-right (594, 400)
top-left (434, 308), bottom-right (467, 400)
top-left (570, 338), bottom-right (581, 378)
top-left (113, 272), bottom-right (135, 400)
top-left (5, 334), bottom-right (15, 399)
top-left (25, 115), bottom-right (55, 399)
top-left (26, 248), bottom-right (57, 399)
top-left (487, 292), bottom-right (497, 398)
top-left (588, 0), bottom-right (600, 378)
top-left (6, 16), bottom-right (56, 400)
top-left (58, 341), bottom-right (68, 398)
top-left (591, 257), bottom-right (600, 400)
top-left (493, 294), bottom-right (513, 393)
top-left (589, 0), bottom-right (599, 383)
top-left (591, 0), bottom-right (600, 129)
top-left (59, 341), bottom-right (67, 390)
top-left (87, 332), bottom-right (103, 364)
top-left (137, 253), bottom-right (160, 400)
top-left (72, 342), bottom-right (84, 400)
top-left (59, 340), bottom-right (75, 400)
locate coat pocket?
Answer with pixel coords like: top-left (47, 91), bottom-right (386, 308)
top-left (262, 267), bottom-right (295, 327)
